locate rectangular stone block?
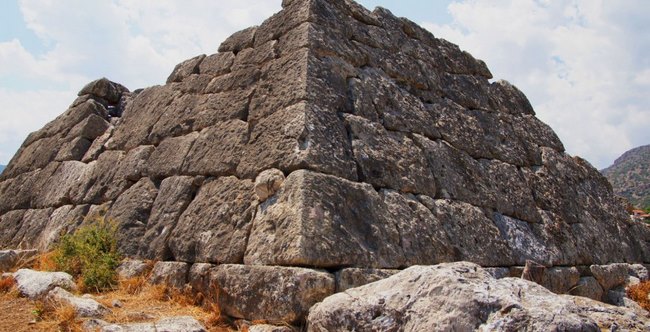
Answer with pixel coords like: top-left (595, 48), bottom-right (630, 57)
top-left (211, 264), bottom-right (335, 324)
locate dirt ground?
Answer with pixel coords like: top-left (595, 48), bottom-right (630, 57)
top-left (0, 293), bottom-right (57, 331)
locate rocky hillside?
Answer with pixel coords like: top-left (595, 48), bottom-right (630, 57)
top-left (602, 144), bottom-right (650, 210)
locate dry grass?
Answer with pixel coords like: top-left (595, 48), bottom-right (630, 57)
top-left (4, 254), bottom-right (244, 331)
top-left (0, 276), bottom-right (16, 293)
top-left (627, 280), bottom-right (650, 311)
top-left (31, 300), bottom-right (83, 332)
top-left (94, 280), bottom-right (234, 331)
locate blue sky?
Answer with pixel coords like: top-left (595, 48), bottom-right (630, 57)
top-left (0, 0), bottom-right (649, 169)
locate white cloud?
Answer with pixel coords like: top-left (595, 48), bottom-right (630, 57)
top-left (423, 0), bottom-right (650, 169)
top-left (0, 0), bottom-right (281, 164)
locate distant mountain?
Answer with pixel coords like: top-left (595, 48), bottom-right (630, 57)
top-left (0, 165), bottom-right (5, 173)
top-left (602, 144), bottom-right (650, 210)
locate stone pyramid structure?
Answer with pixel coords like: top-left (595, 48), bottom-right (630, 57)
top-left (1, 0), bottom-right (650, 324)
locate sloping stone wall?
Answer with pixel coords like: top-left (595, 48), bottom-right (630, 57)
top-left (0, 0), bottom-right (648, 278)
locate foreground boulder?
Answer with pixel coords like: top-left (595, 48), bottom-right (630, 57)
top-left (47, 287), bottom-right (110, 318)
top-left (307, 262), bottom-right (650, 331)
top-left (13, 268), bottom-right (76, 299)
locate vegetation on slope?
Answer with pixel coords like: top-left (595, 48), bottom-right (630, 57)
top-left (602, 144), bottom-right (650, 210)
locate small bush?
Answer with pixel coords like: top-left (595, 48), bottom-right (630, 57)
top-left (52, 216), bottom-right (122, 292)
top-left (627, 281), bottom-right (650, 311)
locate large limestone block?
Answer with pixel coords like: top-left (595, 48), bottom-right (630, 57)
top-left (169, 176), bottom-right (255, 263)
top-left (140, 176), bottom-right (197, 260)
top-left (147, 132), bottom-right (199, 179)
top-left (78, 77), bottom-right (129, 104)
top-left (149, 261), bottom-right (189, 289)
top-left (211, 264), bottom-right (335, 324)
top-left (418, 198), bottom-right (516, 267)
top-left (245, 170), bottom-right (405, 268)
top-left (349, 67), bottom-right (440, 140)
top-left (34, 161), bottom-right (93, 208)
top-left (108, 85), bottom-right (178, 150)
top-left (72, 150), bottom-right (127, 204)
top-left (106, 178), bottom-right (158, 256)
top-left (14, 208), bottom-right (54, 249)
top-left (345, 114), bottom-right (436, 196)
top-left (590, 264), bottom-right (629, 292)
top-left (570, 276), bottom-right (604, 302)
top-left (380, 190), bottom-right (455, 265)
top-left (237, 102), bottom-right (357, 181)
top-left (307, 262), bottom-right (650, 331)
top-left (167, 54), bottom-right (206, 83)
top-left (182, 120), bottom-right (249, 177)
top-left (35, 204), bottom-right (89, 251)
top-left (0, 210), bottom-right (26, 249)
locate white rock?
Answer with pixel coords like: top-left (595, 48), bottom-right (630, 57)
top-left (13, 269), bottom-right (76, 299)
top-left (307, 262), bottom-right (650, 331)
top-left (48, 287), bottom-right (110, 318)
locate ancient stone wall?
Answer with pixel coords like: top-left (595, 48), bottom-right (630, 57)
top-left (1, 0), bottom-right (649, 293)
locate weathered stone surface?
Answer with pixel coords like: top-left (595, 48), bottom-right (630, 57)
top-left (106, 178), bottom-right (158, 256)
top-left (212, 264), bottom-right (335, 324)
top-left (34, 161), bottom-right (93, 208)
top-left (542, 266), bottom-right (581, 294)
top-left (72, 150), bottom-right (126, 204)
top-left (188, 263), bottom-right (215, 304)
top-left (13, 269), bottom-right (76, 300)
top-left (248, 325), bottom-right (294, 332)
top-left (107, 85), bottom-right (178, 150)
top-left (0, 211), bottom-right (26, 248)
top-left (238, 102), bottom-right (357, 181)
top-left (169, 177), bottom-right (254, 263)
top-left (591, 263), bottom-right (629, 292)
top-left (54, 136), bottom-right (92, 161)
top-left (245, 170), bottom-right (404, 268)
top-left (335, 268), bottom-right (399, 292)
top-left (349, 67), bottom-right (440, 140)
top-left (182, 120), bottom-right (248, 176)
top-left (629, 264), bottom-right (649, 281)
top-left (0, 250), bottom-right (18, 272)
top-left (570, 276), bottom-right (604, 301)
top-left (381, 191), bottom-right (455, 265)
top-left (48, 287), bottom-right (109, 318)
top-left (100, 316), bottom-right (206, 332)
top-left (116, 260), bottom-right (150, 280)
top-left (36, 204), bottom-right (89, 250)
top-left (345, 114), bottom-right (436, 196)
top-left (307, 262), bottom-right (650, 331)
top-left (254, 169), bottom-right (285, 202)
top-left (149, 261), bottom-right (189, 289)
top-left (78, 77), bottom-right (129, 104)
top-left (419, 198), bottom-right (516, 267)
top-left (219, 27), bottom-right (257, 53)
top-left (167, 54), bottom-right (206, 83)
top-left (14, 208), bottom-right (54, 249)
top-left (147, 132), bottom-right (199, 179)
top-left (140, 176), bottom-right (196, 260)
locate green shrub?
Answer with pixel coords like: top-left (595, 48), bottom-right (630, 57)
top-left (52, 216), bottom-right (122, 292)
